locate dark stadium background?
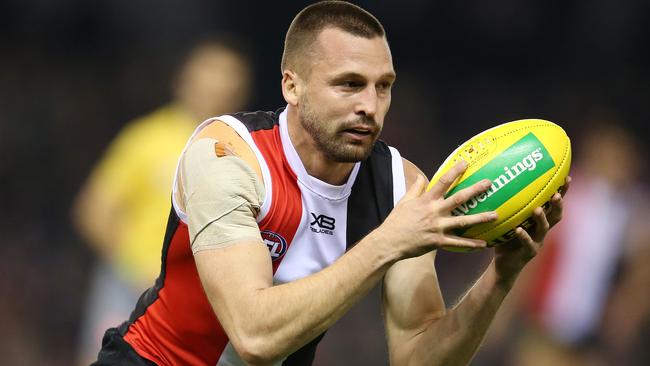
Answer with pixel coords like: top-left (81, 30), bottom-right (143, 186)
top-left (1, 0), bottom-right (648, 365)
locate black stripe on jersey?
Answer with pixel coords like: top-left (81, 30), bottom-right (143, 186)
top-left (118, 204), bottom-right (180, 335)
top-left (283, 140), bottom-right (395, 366)
top-left (346, 140), bottom-right (394, 248)
top-left (229, 108), bottom-right (285, 132)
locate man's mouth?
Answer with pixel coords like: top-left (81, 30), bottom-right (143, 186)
top-left (343, 127), bottom-right (373, 136)
top-left (341, 127), bottom-right (376, 143)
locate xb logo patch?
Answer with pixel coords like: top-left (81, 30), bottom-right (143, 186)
top-left (310, 213), bottom-right (335, 235)
top-left (261, 230), bottom-right (287, 261)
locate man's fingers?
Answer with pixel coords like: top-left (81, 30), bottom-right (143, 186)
top-left (543, 176), bottom-right (569, 226)
top-left (532, 207), bottom-right (550, 241)
top-left (439, 235), bottom-right (487, 249)
top-left (559, 176), bottom-right (572, 196)
top-left (514, 227), bottom-right (539, 255)
top-left (427, 160), bottom-right (468, 198)
top-left (547, 192), bottom-right (564, 227)
top-left (441, 179), bottom-right (492, 211)
top-left (442, 211), bottom-right (498, 230)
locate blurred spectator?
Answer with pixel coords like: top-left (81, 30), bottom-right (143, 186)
top-left (481, 116), bottom-right (650, 366)
top-left (72, 35), bottom-right (252, 366)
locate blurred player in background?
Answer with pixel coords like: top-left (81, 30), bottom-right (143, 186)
top-left (73, 36), bottom-right (252, 366)
top-left (515, 120), bottom-right (650, 366)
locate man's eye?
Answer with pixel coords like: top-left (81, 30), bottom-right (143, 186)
top-left (378, 82), bottom-right (392, 90)
top-left (341, 81), bottom-right (361, 88)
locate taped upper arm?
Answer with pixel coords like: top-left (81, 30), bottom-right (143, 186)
top-left (182, 139), bottom-right (264, 253)
top-left (176, 120), bottom-right (263, 211)
top-left (178, 120), bottom-right (266, 253)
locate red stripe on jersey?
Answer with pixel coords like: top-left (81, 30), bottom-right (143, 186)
top-left (251, 125), bottom-right (303, 274)
top-left (124, 222), bottom-right (229, 365)
top-left (123, 124), bottom-right (303, 365)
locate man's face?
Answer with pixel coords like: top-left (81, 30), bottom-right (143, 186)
top-left (296, 28), bottom-right (396, 162)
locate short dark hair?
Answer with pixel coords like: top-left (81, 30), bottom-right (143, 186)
top-left (281, 1), bottom-right (386, 75)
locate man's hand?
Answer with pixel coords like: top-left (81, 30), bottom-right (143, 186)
top-left (376, 160), bottom-right (499, 258)
top-left (494, 176), bottom-right (572, 284)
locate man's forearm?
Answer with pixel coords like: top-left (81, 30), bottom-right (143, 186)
top-left (206, 230), bottom-right (398, 364)
top-left (73, 187), bottom-right (123, 259)
top-left (408, 260), bottom-right (514, 366)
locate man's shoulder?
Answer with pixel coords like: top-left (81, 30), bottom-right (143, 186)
top-left (228, 107), bottom-right (285, 132)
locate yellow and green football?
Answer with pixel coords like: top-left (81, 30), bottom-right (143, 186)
top-left (427, 119), bottom-right (571, 249)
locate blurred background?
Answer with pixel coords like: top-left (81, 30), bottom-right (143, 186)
top-left (1, 0), bottom-right (649, 365)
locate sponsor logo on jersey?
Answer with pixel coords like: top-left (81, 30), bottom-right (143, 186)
top-left (261, 230), bottom-right (287, 261)
top-left (310, 213), bottom-right (335, 235)
top-left (446, 133), bottom-right (555, 227)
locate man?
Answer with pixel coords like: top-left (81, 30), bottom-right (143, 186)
top-left (75, 36), bottom-right (252, 365)
top-left (94, 2), bottom-right (567, 365)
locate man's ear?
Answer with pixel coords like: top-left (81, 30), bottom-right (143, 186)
top-left (281, 70), bottom-right (300, 106)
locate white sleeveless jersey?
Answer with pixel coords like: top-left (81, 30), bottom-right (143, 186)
top-left (120, 107), bottom-right (407, 366)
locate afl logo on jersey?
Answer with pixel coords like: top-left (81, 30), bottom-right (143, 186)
top-left (261, 230), bottom-right (287, 261)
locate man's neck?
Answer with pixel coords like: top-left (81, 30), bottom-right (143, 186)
top-left (286, 106), bottom-right (355, 186)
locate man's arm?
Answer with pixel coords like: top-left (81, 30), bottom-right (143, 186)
top-left (73, 178), bottom-right (123, 260)
top-left (73, 123), bottom-right (145, 261)
top-left (195, 232), bottom-right (396, 364)
top-left (382, 159), bottom-right (568, 366)
top-left (187, 125), bottom-right (497, 365)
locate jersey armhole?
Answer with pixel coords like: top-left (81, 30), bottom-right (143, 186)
top-left (388, 146), bottom-right (406, 206)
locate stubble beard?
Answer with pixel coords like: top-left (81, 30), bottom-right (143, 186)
top-left (298, 95), bottom-right (379, 163)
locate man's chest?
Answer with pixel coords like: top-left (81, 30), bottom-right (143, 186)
top-left (263, 186), bottom-right (351, 284)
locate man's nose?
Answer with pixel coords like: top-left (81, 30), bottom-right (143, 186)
top-left (354, 86), bottom-right (378, 118)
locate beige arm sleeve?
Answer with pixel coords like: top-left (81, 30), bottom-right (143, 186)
top-left (181, 137), bottom-right (265, 254)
